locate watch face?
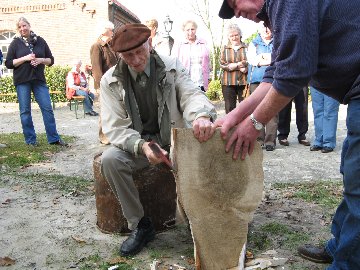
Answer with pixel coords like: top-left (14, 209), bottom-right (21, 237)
top-left (255, 122), bottom-right (263, 130)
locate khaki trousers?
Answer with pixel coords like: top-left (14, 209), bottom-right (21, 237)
top-left (101, 146), bottom-right (149, 230)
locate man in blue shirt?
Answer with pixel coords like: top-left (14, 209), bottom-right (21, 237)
top-left (215, 0), bottom-right (360, 269)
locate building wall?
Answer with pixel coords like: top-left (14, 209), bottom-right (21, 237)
top-left (0, 0), bottom-right (139, 69)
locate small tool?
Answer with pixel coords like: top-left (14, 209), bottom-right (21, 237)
top-left (148, 140), bottom-right (175, 171)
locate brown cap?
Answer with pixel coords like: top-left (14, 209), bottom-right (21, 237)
top-left (111, 23), bottom-right (151, 52)
top-left (219, 0), bottom-right (235, 19)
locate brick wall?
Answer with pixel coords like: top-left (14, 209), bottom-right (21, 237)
top-left (0, 0), bottom-right (138, 67)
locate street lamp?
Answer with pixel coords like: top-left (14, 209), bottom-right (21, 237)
top-left (163, 15), bottom-right (173, 37)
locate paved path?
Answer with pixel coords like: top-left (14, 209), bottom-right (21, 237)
top-left (0, 100), bottom-right (347, 183)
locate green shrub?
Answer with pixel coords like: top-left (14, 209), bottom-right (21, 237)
top-left (206, 79), bottom-right (223, 101)
top-left (0, 65), bottom-right (71, 103)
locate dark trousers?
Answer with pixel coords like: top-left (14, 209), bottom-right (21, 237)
top-left (277, 87), bottom-right (309, 141)
top-left (222, 85), bottom-right (245, 114)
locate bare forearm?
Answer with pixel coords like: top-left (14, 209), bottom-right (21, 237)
top-left (252, 86), bottom-right (292, 124)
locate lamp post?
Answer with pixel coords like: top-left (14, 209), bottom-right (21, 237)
top-left (163, 15), bottom-right (174, 56)
top-left (163, 15), bottom-right (173, 37)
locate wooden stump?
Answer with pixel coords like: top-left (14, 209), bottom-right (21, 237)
top-left (93, 153), bottom-right (177, 234)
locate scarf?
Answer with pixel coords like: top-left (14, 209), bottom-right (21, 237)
top-left (17, 31), bottom-right (38, 52)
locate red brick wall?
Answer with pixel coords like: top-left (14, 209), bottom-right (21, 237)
top-left (0, 0), bottom-right (137, 67)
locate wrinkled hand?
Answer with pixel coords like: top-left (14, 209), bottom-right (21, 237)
top-left (224, 116), bottom-right (259, 160)
top-left (210, 112), bottom-right (241, 141)
top-left (228, 63), bottom-right (238, 71)
top-left (193, 116), bottom-right (213, 142)
top-left (142, 141), bottom-right (168, 165)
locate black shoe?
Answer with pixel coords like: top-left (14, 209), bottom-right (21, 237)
top-left (265, 145), bottom-right (275, 151)
top-left (299, 139), bottom-right (311, 146)
top-left (310, 145), bottom-right (322, 151)
top-left (50, 139), bottom-right (68, 147)
top-left (298, 244), bottom-right (333, 264)
top-left (279, 139), bottom-right (289, 146)
top-left (120, 217), bottom-right (155, 257)
top-left (321, 147), bottom-right (333, 153)
top-left (85, 111), bottom-right (98, 116)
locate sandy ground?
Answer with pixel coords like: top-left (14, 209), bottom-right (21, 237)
top-left (0, 100), bottom-right (347, 269)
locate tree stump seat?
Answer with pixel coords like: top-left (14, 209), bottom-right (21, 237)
top-left (93, 152), bottom-right (177, 234)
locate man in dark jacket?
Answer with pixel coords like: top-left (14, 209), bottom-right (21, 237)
top-left (215, 1), bottom-right (360, 269)
top-left (90, 20), bottom-right (119, 145)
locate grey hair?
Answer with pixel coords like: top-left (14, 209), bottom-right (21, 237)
top-left (16, 17), bottom-right (30, 29)
top-left (227, 23), bottom-right (242, 37)
top-left (96, 20), bottom-right (114, 37)
top-left (182, 20), bottom-right (198, 31)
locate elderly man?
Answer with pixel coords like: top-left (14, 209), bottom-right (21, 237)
top-left (100, 23), bottom-right (216, 257)
top-left (216, 1), bottom-right (360, 269)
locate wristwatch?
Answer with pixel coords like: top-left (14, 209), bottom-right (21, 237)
top-left (250, 113), bottom-right (264, 131)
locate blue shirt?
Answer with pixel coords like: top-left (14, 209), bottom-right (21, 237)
top-left (261, 0), bottom-right (360, 104)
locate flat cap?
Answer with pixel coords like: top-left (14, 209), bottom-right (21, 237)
top-left (219, 0), bottom-right (235, 19)
top-left (111, 23), bottom-right (151, 52)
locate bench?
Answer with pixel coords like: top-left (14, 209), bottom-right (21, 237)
top-left (0, 90), bottom-right (64, 110)
top-left (68, 95), bottom-right (85, 119)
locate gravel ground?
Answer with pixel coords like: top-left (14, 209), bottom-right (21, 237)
top-left (0, 100), bottom-right (347, 269)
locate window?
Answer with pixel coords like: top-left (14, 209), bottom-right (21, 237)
top-left (0, 31), bottom-right (16, 76)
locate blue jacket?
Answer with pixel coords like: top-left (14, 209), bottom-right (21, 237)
top-left (247, 34), bottom-right (273, 84)
top-left (260, 0), bottom-right (360, 104)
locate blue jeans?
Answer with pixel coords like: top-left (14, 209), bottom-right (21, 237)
top-left (75, 89), bottom-right (95, 113)
top-left (325, 99), bottom-right (360, 269)
top-left (310, 87), bottom-right (340, 149)
top-left (16, 80), bottom-right (60, 144)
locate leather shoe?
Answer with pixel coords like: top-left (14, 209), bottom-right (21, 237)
top-left (120, 217), bottom-right (155, 257)
top-left (265, 145), bottom-right (275, 151)
top-left (298, 244), bottom-right (333, 264)
top-left (321, 147), bottom-right (333, 153)
top-left (279, 139), bottom-right (289, 146)
top-left (310, 145), bottom-right (322, 151)
top-left (299, 139), bottom-right (311, 146)
top-left (50, 139), bottom-right (68, 147)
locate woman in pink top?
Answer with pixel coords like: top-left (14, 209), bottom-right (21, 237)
top-left (172, 20), bottom-right (210, 91)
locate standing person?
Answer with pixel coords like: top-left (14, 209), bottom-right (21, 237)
top-left (66, 59), bottom-right (98, 116)
top-left (219, 23), bottom-right (248, 114)
top-left (90, 20), bottom-right (118, 144)
top-left (172, 20), bottom-right (210, 91)
top-left (215, 1), bottom-right (360, 269)
top-left (144, 19), bottom-right (165, 53)
top-left (4, 17), bottom-right (66, 147)
top-left (310, 86), bottom-right (340, 153)
top-left (100, 23), bottom-right (216, 257)
top-left (277, 87), bottom-right (311, 147)
top-left (247, 24), bottom-right (277, 151)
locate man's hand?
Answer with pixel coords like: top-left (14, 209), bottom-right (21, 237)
top-left (210, 108), bottom-right (244, 141)
top-left (224, 116), bottom-right (260, 160)
top-left (142, 141), bottom-right (168, 165)
top-left (193, 116), bottom-right (213, 142)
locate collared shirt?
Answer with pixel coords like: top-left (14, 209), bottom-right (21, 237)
top-left (262, 0), bottom-right (360, 104)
